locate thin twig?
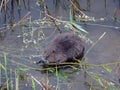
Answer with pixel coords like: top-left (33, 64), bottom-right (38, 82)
top-left (0, 0), bottom-right (4, 12)
top-left (46, 14), bottom-right (62, 33)
top-left (69, 0), bottom-right (86, 16)
top-left (85, 32), bottom-right (106, 56)
top-left (13, 12), bottom-right (31, 28)
top-left (30, 75), bottom-right (53, 90)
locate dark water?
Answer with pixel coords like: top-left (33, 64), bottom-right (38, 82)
top-left (0, 0), bottom-right (120, 90)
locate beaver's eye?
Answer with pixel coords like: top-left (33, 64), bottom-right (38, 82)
top-left (52, 50), bottom-right (55, 53)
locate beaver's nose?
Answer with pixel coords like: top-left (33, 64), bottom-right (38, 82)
top-left (36, 57), bottom-right (48, 64)
top-left (36, 60), bottom-right (45, 64)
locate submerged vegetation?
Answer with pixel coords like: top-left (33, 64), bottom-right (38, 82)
top-left (0, 0), bottom-right (120, 90)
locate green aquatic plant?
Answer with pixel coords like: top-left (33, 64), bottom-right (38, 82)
top-left (31, 78), bottom-right (36, 90)
top-left (4, 52), bottom-right (9, 90)
top-left (86, 71), bottom-right (119, 90)
top-left (15, 70), bottom-right (19, 90)
top-left (69, 7), bottom-right (88, 33)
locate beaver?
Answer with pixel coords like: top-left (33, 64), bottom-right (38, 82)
top-left (39, 32), bottom-right (84, 65)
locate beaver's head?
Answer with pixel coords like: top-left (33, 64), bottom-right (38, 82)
top-left (43, 48), bottom-right (67, 64)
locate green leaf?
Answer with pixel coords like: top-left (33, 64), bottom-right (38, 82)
top-left (47, 67), bottom-right (55, 73)
top-left (58, 72), bottom-right (68, 79)
top-left (94, 76), bottom-right (104, 87)
top-left (102, 65), bottom-right (112, 73)
top-left (69, 8), bottom-right (73, 22)
top-left (32, 79), bottom-right (36, 90)
top-left (0, 63), bottom-right (6, 71)
top-left (69, 8), bottom-right (88, 33)
top-left (70, 22), bottom-right (88, 33)
top-left (19, 67), bottom-right (29, 72)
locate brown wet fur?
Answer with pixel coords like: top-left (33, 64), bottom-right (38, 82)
top-left (43, 32), bottom-right (85, 65)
